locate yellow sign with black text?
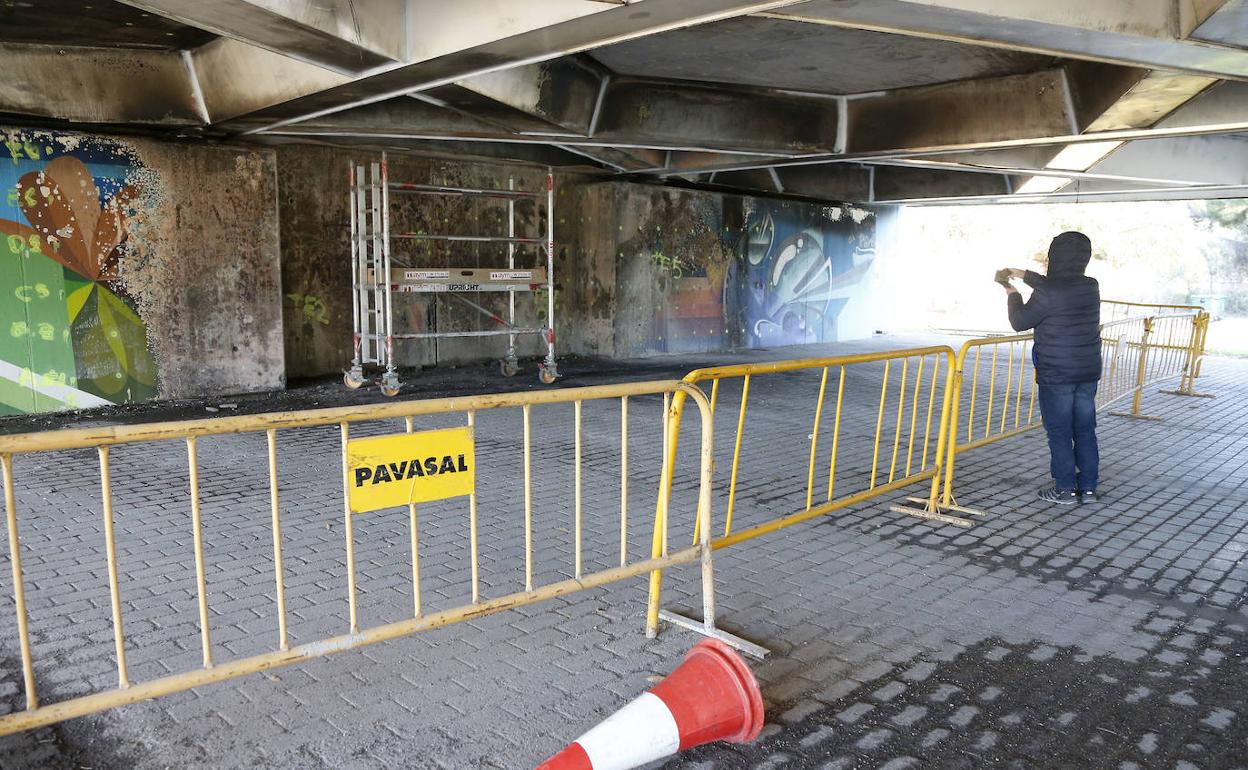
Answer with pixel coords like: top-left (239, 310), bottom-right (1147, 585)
top-left (346, 426), bottom-right (475, 513)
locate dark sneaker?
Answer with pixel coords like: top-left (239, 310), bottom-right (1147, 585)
top-left (1080, 489), bottom-right (1102, 505)
top-left (1037, 484), bottom-right (1078, 505)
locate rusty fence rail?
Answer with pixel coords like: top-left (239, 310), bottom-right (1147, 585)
top-left (0, 380), bottom-right (717, 736)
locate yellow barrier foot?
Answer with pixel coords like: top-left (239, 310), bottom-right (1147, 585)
top-left (1108, 412), bottom-right (1164, 421)
top-left (1159, 389), bottom-right (1216, 398)
top-left (888, 496), bottom-right (979, 527)
top-left (903, 496), bottom-right (986, 517)
top-left (658, 610), bottom-right (770, 660)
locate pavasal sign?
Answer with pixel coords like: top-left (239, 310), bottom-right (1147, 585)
top-left (346, 426), bottom-right (475, 513)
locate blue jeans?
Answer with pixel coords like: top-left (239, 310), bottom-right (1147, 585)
top-left (1036, 382), bottom-right (1099, 492)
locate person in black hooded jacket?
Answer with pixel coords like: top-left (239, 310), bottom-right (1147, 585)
top-left (1000, 231), bottom-right (1102, 505)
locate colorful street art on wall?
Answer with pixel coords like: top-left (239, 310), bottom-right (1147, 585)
top-left (628, 194), bottom-right (878, 356)
top-left (0, 132), bottom-right (157, 415)
top-left (732, 200), bottom-right (876, 347)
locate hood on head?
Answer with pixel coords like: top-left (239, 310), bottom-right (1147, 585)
top-left (1047, 231), bottom-right (1091, 277)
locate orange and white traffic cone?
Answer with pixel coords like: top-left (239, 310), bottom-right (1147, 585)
top-left (536, 639), bottom-right (764, 770)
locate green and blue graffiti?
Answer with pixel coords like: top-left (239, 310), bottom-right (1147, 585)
top-left (0, 133), bottom-right (157, 416)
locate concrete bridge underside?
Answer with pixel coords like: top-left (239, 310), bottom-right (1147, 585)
top-left (4, 0), bottom-right (1248, 205)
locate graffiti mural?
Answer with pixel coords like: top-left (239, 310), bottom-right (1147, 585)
top-left (617, 192), bottom-right (879, 357)
top-left (0, 132), bottom-right (157, 415)
top-left (732, 201), bottom-right (876, 348)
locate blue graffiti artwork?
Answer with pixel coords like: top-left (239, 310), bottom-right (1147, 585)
top-left (733, 202), bottom-right (876, 347)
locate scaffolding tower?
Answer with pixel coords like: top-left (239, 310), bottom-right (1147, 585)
top-left (344, 153), bottom-right (559, 395)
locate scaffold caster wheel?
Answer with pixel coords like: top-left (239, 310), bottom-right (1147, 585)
top-left (343, 371), bottom-right (365, 389)
top-left (380, 384), bottom-right (401, 397)
top-left (538, 366), bottom-right (558, 385)
top-left (500, 359), bottom-right (519, 377)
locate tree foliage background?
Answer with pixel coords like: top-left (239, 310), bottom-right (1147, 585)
top-left (887, 199), bottom-right (1248, 333)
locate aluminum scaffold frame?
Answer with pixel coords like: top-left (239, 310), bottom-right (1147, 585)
top-left (345, 153), bottom-right (560, 395)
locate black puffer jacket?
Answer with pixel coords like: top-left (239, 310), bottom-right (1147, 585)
top-left (1007, 231), bottom-right (1102, 385)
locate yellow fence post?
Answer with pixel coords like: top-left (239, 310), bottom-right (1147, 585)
top-left (891, 348), bottom-right (983, 527)
top-left (646, 389), bottom-right (686, 639)
top-left (1111, 317), bottom-right (1164, 421)
top-left (647, 384), bottom-right (769, 659)
top-left (1162, 311), bottom-right (1215, 399)
top-left (1195, 311), bottom-right (1209, 377)
top-left (2, 454), bottom-right (38, 711)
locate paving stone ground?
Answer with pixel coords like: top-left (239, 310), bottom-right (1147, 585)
top-left (1, 336), bottom-right (1245, 769)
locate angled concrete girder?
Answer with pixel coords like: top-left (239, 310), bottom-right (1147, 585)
top-left (268, 64), bottom-right (1149, 160)
top-left (262, 84), bottom-right (830, 161)
top-left (0, 43), bottom-right (202, 125)
top-left (594, 79), bottom-right (840, 155)
top-left (845, 68), bottom-right (1073, 156)
top-left (774, 165), bottom-right (875, 201)
top-left (872, 165), bottom-right (1011, 201)
top-left (260, 95), bottom-right (805, 157)
top-left (653, 77), bottom-right (1248, 178)
top-left (115, 0), bottom-right (407, 72)
top-left (1011, 62), bottom-right (1218, 193)
top-left (863, 157), bottom-right (1208, 189)
top-left (891, 181), bottom-right (1248, 205)
top-left (252, 133), bottom-right (589, 168)
top-left (261, 111), bottom-right (699, 177)
top-left (764, 0), bottom-right (1248, 81)
top-left (451, 58), bottom-right (605, 135)
top-left (1187, 0), bottom-right (1248, 47)
top-left (434, 58), bottom-right (665, 171)
top-left (190, 38), bottom-right (353, 123)
top-left (1086, 134), bottom-right (1248, 186)
top-left (231, 0), bottom-right (807, 132)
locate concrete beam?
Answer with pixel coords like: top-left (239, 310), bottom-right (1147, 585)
top-left (232, 0), bottom-right (805, 132)
top-left (1179, 0), bottom-right (1235, 37)
top-left (1010, 62), bottom-right (1217, 194)
top-left (711, 168), bottom-right (782, 194)
top-left (1153, 79), bottom-right (1248, 129)
top-left (253, 133), bottom-right (588, 168)
top-left (116, 0), bottom-right (407, 72)
top-left (595, 79), bottom-right (840, 155)
top-left (651, 77), bottom-right (1248, 178)
top-left (263, 78), bottom-right (832, 159)
top-left (846, 69), bottom-right (1074, 155)
top-left (261, 94), bottom-right (791, 157)
top-left (1187, 0), bottom-right (1248, 47)
top-left (190, 38), bottom-right (352, 123)
top-left (865, 157), bottom-right (1206, 188)
top-left (273, 64), bottom-right (1123, 161)
top-left (0, 43), bottom-right (202, 125)
top-left (453, 58), bottom-right (605, 135)
top-left (892, 182), bottom-right (1248, 205)
top-left (775, 165), bottom-right (875, 201)
top-left (667, 151), bottom-right (793, 173)
top-left (764, 0), bottom-right (1248, 80)
top-left (1087, 134), bottom-right (1248, 186)
top-left (872, 165), bottom-right (1011, 201)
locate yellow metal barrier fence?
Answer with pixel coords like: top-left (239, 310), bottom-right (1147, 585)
top-left (916, 311), bottom-right (1204, 519)
top-left (1102, 301), bottom-right (1212, 388)
top-left (1101, 298), bottom-right (1204, 323)
top-left (645, 345), bottom-right (962, 638)
top-left (0, 380), bottom-right (717, 735)
top-left (1104, 312), bottom-right (1203, 418)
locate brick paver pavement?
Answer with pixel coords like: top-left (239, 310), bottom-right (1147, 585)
top-left (1, 337), bottom-right (1245, 769)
